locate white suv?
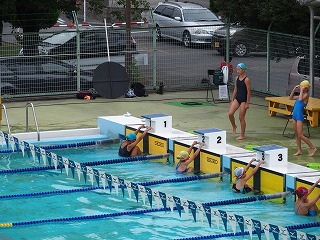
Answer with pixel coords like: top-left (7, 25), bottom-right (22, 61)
top-left (149, 2), bottom-right (223, 47)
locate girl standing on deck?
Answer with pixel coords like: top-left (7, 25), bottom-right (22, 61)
top-left (289, 80), bottom-right (317, 157)
top-left (228, 63), bottom-right (251, 140)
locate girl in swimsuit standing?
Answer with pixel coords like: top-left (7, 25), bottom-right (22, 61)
top-left (289, 80), bottom-right (317, 157)
top-left (228, 63), bottom-right (251, 140)
top-left (175, 141), bottom-right (204, 174)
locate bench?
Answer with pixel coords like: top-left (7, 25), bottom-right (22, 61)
top-left (265, 96), bottom-right (320, 127)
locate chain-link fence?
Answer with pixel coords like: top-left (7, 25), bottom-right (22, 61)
top-left (0, 22), bottom-right (319, 98)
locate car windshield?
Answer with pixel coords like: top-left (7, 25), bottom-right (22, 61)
top-left (43, 32), bottom-right (77, 45)
top-left (183, 9), bottom-right (220, 22)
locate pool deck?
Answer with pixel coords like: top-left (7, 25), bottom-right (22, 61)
top-left (2, 89), bottom-right (320, 167)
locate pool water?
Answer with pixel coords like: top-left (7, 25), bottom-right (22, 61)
top-left (0, 143), bottom-right (319, 240)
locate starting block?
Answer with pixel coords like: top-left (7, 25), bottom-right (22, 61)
top-left (193, 128), bottom-right (226, 149)
top-left (141, 113), bottom-right (172, 133)
top-left (253, 144), bottom-right (288, 167)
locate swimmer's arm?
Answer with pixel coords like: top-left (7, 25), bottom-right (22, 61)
top-left (289, 85), bottom-right (299, 100)
top-left (187, 141), bottom-right (198, 154)
top-left (128, 127), bottom-right (151, 150)
top-left (306, 193), bottom-right (320, 208)
top-left (308, 179), bottom-right (320, 195)
top-left (134, 125), bottom-right (145, 135)
top-left (244, 158), bottom-right (256, 172)
top-left (245, 77), bottom-right (251, 104)
top-left (185, 142), bottom-right (203, 165)
top-left (243, 160), bottom-right (264, 181)
top-left (231, 84), bottom-right (237, 102)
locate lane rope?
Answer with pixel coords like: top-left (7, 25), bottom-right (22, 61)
top-left (0, 153), bottom-right (171, 175)
top-left (1, 205), bottom-right (318, 234)
top-left (0, 172), bottom-right (227, 199)
top-left (0, 138), bottom-right (120, 154)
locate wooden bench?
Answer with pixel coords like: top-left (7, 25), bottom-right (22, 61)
top-left (265, 96), bottom-right (320, 127)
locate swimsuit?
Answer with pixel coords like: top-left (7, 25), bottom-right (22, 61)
top-left (118, 142), bottom-right (132, 157)
top-left (292, 98), bottom-right (306, 122)
top-left (295, 202), bottom-right (317, 216)
top-left (235, 76), bottom-right (248, 104)
top-left (175, 161), bottom-right (187, 174)
top-left (232, 179), bottom-right (252, 194)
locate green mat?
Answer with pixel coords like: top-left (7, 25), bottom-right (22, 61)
top-left (165, 101), bottom-right (215, 108)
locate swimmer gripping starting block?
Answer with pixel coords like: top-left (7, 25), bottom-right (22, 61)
top-left (141, 113), bottom-right (172, 133)
top-left (193, 128), bottom-right (226, 149)
top-left (253, 144), bottom-right (288, 168)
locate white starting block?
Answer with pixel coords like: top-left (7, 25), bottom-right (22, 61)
top-left (193, 128), bottom-right (226, 149)
top-left (253, 144), bottom-right (288, 167)
top-left (141, 113), bottom-right (172, 133)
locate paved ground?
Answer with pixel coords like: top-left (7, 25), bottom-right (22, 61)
top-left (2, 89), bottom-right (320, 167)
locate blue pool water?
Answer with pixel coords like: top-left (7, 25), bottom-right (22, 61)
top-left (0, 141), bottom-right (319, 240)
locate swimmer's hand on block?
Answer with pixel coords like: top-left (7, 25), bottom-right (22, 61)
top-left (192, 141), bottom-right (204, 148)
top-left (250, 158), bottom-right (265, 164)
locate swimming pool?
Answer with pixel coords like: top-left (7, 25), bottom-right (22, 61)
top-left (0, 139), bottom-right (319, 240)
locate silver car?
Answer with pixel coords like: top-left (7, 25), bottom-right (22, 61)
top-left (286, 56), bottom-right (320, 98)
top-left (150, 2), bottom-right (223, 47)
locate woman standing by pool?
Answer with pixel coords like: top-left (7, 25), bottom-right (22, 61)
top-left (289, 80), bottom-right (317, 157)
top-left (228, 63), bottom-right (251, 140)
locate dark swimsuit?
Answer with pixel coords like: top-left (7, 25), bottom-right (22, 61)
top-left (118, 142), bottom-right (132, 157)
top-left (175, 161), bottom-right (187, 174)
top-left (232, 179), bottom-right (252, 194)
top-left (235, 76), bottom-right (248, 104)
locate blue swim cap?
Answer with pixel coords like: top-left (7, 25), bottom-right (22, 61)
top-left (234, 167), bottom-right (244, 177)
top-left (236, 63), bottom-right (246, 70)
top-left (126, 132), bottom-right (136, 141)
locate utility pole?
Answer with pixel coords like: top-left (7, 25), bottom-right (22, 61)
top-left (125, 0), bottom-right (132, 78)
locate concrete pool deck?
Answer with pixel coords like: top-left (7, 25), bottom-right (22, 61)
top-left (1, 89), bottom-right (320, 167)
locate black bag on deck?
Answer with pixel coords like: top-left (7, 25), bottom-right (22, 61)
top-left (130, 82), bottom-right (147, 97)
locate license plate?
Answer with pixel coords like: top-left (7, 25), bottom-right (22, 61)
top-left (214, 42), bottom-right (220, 48)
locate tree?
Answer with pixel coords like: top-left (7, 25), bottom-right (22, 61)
top-left (0, 0), bottom-right (15, 46)
top-left (111, 0), bottom-right (151, 21)
top-left (210, 0), bottom-right (312, 36)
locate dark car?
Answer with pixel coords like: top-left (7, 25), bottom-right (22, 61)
top-left (19, 27), bottom-right (137, 58)
top-left (212, 26), bottom-right (311, 57)
top-left (0, 56), bottom-right (93, 95)
top-left (213, 26), bottom-right (270, 57)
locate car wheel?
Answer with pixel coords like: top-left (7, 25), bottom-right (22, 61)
top-left (182, 31), bottom-right (191, 47)
top-left (1, 87), bottom-right (16, 96)
top-left (156, 25), bottom-right (162, 41)
top-left (234, 42), bottom-right (248, 57)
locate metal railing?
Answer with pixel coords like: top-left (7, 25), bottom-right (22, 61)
top-left (0, 104), bottom-right (11, 135)
top-left (26, 102), bottom-right (40, 141)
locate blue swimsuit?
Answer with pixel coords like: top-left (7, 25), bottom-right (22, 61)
top-left (292, 98), bottom-right (306, 121)
top-left (235, 76), bottom-right (248, 104)
top-left (295, 202), bottom-right (317, 216)
top-left (175, 161), bottom-right (187, 174)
